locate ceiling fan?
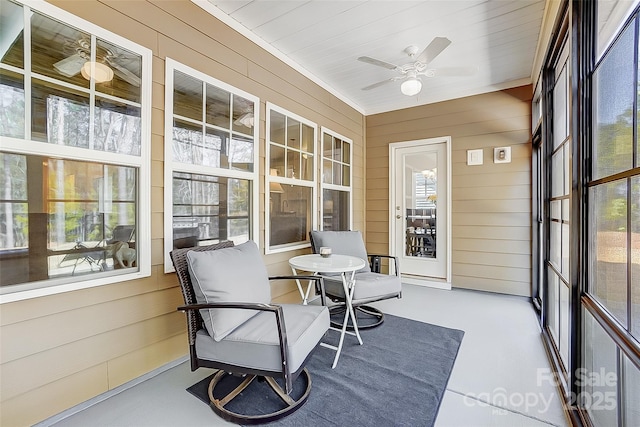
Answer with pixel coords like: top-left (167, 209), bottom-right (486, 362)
top-left (53, 38), bottom-right (141, 87)
top-left (358, 37), bottom-right (477, 96)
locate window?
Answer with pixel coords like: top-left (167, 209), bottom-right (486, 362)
top-left (164, 59), bottom-right (258, 271)
top-left (582, 5), bottom-right (640, 426)
top-left (321, 128), bottom-right (352, 231)
top-left (0, 0), bottom-right (151, 301)
top-left (266, 104), bottom-right (316, 252)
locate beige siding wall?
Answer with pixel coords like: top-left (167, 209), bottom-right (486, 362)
top-left (0, 1), bottom-right (364, 425)
top-left (365, 86), bottom-right (532, 296)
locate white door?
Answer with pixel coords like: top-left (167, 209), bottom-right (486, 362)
top-left (391, 139), bottom-right (448, 281)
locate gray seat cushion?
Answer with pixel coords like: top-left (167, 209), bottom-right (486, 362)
top-left (310, 230), bottom-right (370, 273)
top-left (323, 271), bottom-right (402, 304)
top-left (195, 304), bottom-right (329, 373)
top-left (187, 241), bottom-right (271, 341)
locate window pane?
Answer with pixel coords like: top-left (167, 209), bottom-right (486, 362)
top-left (270, 111), bottom-right (285, 145)
top-left (287, 118), bottom-right (300, 150)
top-left (301, 124), bottom-right (313, 153)
top-left (1, 0), bottom-right (24, 69)
top-left (333, 162), bottom-right (342, 185)
top-left (206, 83), bottom-right (229, 128)
top-left (232, 95), bottom-right (253, 135)
top-left (229, 134), bottom-right (253, 172)
top-left (0, 69), bottom-right (25, 138)
top-left (323, 159), bottom-right (332, 184)
top-left (323, 132), bottom-right (332, 157)
top-left (551, 220), bottom-right (561, 269)
top-left (94, 97), bottom-right (141, 156)
top-left (592, 22), bottom-right (634, 180)
top-left (582, 310), bottom-right (618, 427)
top-left (172, 119), bottom-right (201, 164)
top-left (590, 181), bottom-right (628, 327)
top-left (624, 355), bottom-right (640, 426)
top-left (551, 148), bottom-right (564, 197)
top-left (31, 11), bottom-right (90, 89)
top-left (343, 165), bottom-right (350, 186)
top-left (301, 153), bottom-right (313, 181)
top-left (270, 145), bottom-right (285, 176)
top-left (333, 138), bottom-right (342, 161)
top-left (203, 128), bottom-right (223, 168)
top-left (559, 282), bottom-right (569, 366)
top-left (553, 65), bottom-right (567, 149)
top-left (342, 141), bottom-right (350, 165)
top-left (32, 80), bottom-right (90, 146)
top-left (96, 38), bottom-right (142, 103)
top-left (323, 189), bottom-right (349, 231)
top-left (270, 185), bottom-right (311, 247)
top-left (173, 71), bottom-right (202, 121)
top-left (548, 268), bottom-right (559, 342)
top-left (0, 154), bottom-right (138, 286)
top-left (172, 173), bottom-right (250, 248)
top-left (632, 176), bottom-right (640, 339)
top-left (0, 153), bottom-right (28, 251)
top-left (287, 150), bottom-right (300, 180)
top-left (597, 0), bottom-right (640, 59)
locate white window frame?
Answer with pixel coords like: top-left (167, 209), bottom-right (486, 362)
top-left (320, 127), bottom-right (353, 231)
top-left (163, 58), bottom-right (259, 272)
top-left (0, 0), bottom-right (152, 303)
top-left (265, 103), bottom-right (317, 254)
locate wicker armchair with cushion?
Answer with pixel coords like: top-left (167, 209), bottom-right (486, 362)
top-left (170, 240), bottom-right (329, 424)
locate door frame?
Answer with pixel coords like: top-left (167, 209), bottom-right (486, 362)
top-left (389, 136), bottom-right (452, 289)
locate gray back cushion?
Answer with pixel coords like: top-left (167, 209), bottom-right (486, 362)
top-left (187, 241), bottom-right (271, 341)
top-left (310, 230), bottom-right (370, 273)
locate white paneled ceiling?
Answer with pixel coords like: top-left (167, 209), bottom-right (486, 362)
top-left (197, 0), bottom-right (546, 115)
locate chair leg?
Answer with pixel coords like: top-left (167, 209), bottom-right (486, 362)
top-left (207, 368), bottom-right (312, 425)
top-left (329, 304), bottom-right (385, 330)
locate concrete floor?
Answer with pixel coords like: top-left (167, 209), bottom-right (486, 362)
top-left (40, 284), bottom-right (569, 427)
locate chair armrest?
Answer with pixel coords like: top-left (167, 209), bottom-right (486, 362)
top-left (367, 254), bottom-right (400, 276)
top-left (178, 301), bottom-right (294, 392)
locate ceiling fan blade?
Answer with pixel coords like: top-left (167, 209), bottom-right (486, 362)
top-left (358, 56), bottom-right (400, 70)
top-left (430, 66), bottom-right (478, 77)
top-left (53, 53), bottom-right (84, 77)
top-left (361, 76), bottom-right (404, 91)
top-left (109, 62), bottom-right (141, 87)
top-left (416, 37), bottom-right (451, 65)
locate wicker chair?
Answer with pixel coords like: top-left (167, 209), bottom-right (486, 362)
top-left (171, 241), bottom-right (329, 424)
top-left (310, 230), bottom-right (402, 329)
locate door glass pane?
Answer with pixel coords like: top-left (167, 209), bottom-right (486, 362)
top-left (582, 310), bottom-right (619, 427)
top-left (592, 22), bottom-right (634, 180)
top-left (590, 181), bottom-right (629, 327)
top-left (404, 152), bottom-right (437, 259)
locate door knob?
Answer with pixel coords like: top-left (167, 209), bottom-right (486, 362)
top-left (396, 215), bottom-right (401, 219)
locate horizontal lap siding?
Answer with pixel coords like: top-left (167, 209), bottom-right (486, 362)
top-left (1, 1), bottom-right (365, 425)
top-left (365, 86), bottom-right (532, 296)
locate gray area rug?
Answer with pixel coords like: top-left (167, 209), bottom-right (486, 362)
top-left (187, 314), bottom-right (464, 426)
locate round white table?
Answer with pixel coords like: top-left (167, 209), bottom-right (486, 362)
top-left (289, 254), bottom-right (366, 368)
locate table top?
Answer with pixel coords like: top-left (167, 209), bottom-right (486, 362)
top-left (289, 254), bottom-right (366, 273)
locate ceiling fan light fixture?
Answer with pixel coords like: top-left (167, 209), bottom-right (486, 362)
top-left (401, 78), bottom-right (422, 96)
top-left (80, 61), bottom-right (114, 83)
